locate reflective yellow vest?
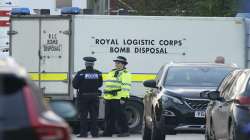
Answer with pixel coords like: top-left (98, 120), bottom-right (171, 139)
top-left (103, 69), bottom-right (131, 100)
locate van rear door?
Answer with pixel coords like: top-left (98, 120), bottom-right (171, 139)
top-left (10, 16), bottom-right (72, 99)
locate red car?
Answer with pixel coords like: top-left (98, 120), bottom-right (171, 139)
top-left (0, 57), bottom-right (73, 140)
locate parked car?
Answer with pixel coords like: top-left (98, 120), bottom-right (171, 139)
top-left (0, 57), bottom-right (75, 140)
top-left (142, 62), bottom-right (236, 140)
top-left (205, 69), bottom-right (250, 140)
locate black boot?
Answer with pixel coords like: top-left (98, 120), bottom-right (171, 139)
top-left (100, 132), bottom-right (112, 137)
top-left (117, 132), bottom-right (130, 137)
top-left (77, 134), bottom-right (88, 138)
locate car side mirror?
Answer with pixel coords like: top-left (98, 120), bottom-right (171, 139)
top-left (143, 80), bottom-right (157, 88)
top-left (49, 101), bottom-right (77, 119)
top-left (207, 91), bottom-right (222, 101)
top-left (200, 90), bottom-right (210, 98)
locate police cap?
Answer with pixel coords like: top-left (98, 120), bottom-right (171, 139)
top-left (113, 56), bottom-right (127, 65)
top-left (83, 57), bottom-right (96, 63)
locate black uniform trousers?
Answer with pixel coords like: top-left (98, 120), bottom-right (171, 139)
top-left (78, 94), bottom-right (99, 136)
top-left (103, 99), bottom-right (129, 135)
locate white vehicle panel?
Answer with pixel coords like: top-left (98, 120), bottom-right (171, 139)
top-left (11, 19), bottom-right (40, 72)
top-left (10, 16), bottom-right (71, 96)
top-left (73, 15), bottom-right (246, 74)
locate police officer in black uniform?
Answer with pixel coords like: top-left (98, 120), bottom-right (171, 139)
top-left (72, 57), bottom-right (103, 138)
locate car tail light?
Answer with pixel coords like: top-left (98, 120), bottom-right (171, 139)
top-left (35, 126), bottom-right (70, 140)
top-left (236, 96), bottom-right (250, 105)
top-left (23, 86), bottom-right (71, 140)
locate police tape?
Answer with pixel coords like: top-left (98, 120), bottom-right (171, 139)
top-left (29, 73), bottom-right (156, 82)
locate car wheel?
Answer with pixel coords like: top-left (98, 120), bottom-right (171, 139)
top-left (125, 100), bottom-right (143, 133)
top-left (142, 120), bottom-right (152, 140)
top-left (228, 122), bottom-right (236, 140)
top-left (151, 114), bottom-right (165, 140)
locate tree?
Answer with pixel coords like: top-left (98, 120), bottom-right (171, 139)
top-left (119, 0), bottom-right (238, 16)
top-left (194, 0), bottom-right (237, 16)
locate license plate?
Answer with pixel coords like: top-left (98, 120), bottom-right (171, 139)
top-left (195, 111), bottom-right (205, 118)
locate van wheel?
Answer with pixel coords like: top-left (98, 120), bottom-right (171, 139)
top-left (125, 100), bottom-right (143, 133)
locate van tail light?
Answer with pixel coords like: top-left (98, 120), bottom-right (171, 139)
top-left (35, 126), bottom-right (70, 140)
top-left (235, 96), bottom-right (250, 106)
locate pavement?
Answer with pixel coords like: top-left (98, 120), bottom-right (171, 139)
top-left (73, 133), bottom-right (204, 140)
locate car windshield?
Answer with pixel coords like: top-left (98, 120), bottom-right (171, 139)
top-left (164, 66), bottom-right (233, 87)
top-left (245, 77), bottom-right (250, 96)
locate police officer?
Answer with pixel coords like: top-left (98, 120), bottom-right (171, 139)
top-left (72, 57), bottom-right (103, 138)
top-left (102, 56), bottom-right (131, 137)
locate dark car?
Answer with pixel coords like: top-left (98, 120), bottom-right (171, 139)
top-left (205, 69), bottom-right (250, 140)
top-left (0, 57), bottom-right (74, 140)
top-left (142, 62), bottom-right (235, 140)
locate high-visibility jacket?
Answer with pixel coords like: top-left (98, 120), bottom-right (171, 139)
top-left (103, 68), bottom-right (131, 100)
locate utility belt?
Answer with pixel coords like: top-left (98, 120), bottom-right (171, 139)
top-left (104, 89), bottom-right (121, 96)
top-left (77, 90), bottom-right (102, 96)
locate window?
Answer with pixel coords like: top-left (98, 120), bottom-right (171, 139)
top-left (234, 72), bottom-right (247, 94)
top-left (223, 72), bottom-right (244, 100)
top-left (219, 70), bottom-right (241, 97)
top-left (164, 66), bottom-right (232, 87)
top-left (245, 76), bottom-right (250, 96)
top-left (223, 80), bottom-right (236, 100)
top-left (218, 72), bottom-right (233, 93)
top-left (155, 66), bottom-right (164, 84)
